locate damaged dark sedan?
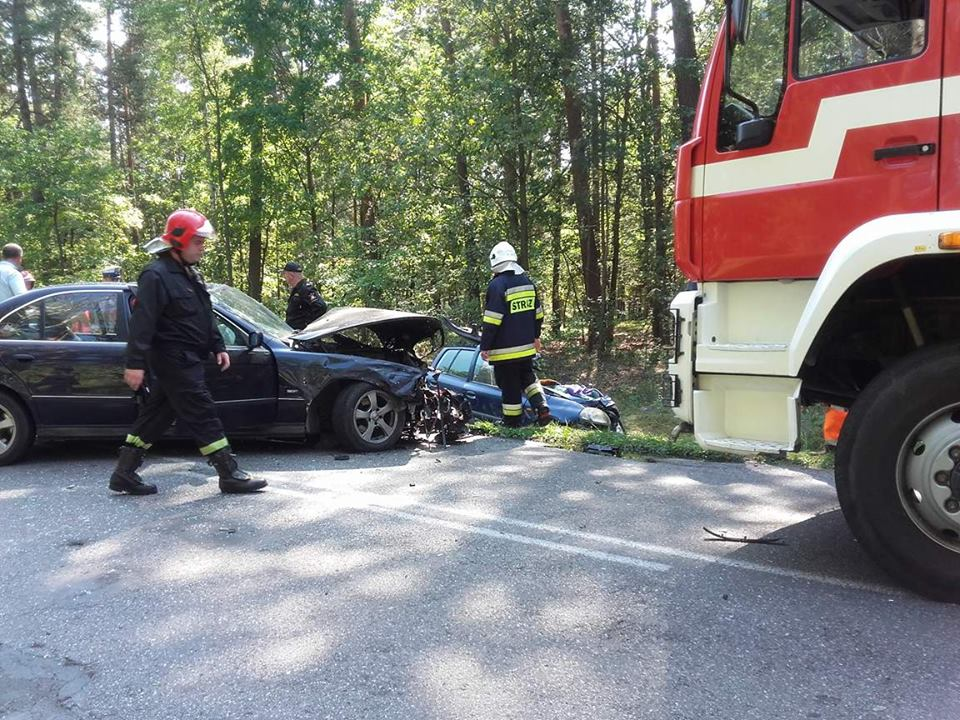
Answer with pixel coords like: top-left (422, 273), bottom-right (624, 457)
top-left (0, 283), bottom-right (444, 465)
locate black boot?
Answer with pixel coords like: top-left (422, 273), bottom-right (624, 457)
top-left (208, 448), bottom-right (267, 493)
top-left (536, 406), bottom-right (553, 426)
top-left (108, 445), bottom-right (157, 495)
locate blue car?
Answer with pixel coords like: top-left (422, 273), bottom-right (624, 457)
top-left (429, 344), bottom-right (616, 430)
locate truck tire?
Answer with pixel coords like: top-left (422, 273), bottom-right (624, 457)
top-left (332, 382), bottom-right (406, 453)
top-left (836, 342), bottom-right (960, 603)
top-left (0, 390), bottom-right (35, 467)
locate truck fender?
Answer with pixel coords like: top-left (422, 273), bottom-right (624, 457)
top-left (787, 210), bottom-right (960, 376)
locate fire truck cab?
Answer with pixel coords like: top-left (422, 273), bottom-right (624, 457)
top-left (667, 0), bottom-right (960, 600)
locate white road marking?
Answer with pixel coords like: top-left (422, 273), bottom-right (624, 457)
top-left (269, 481), bottom-right (900, 597)
top-left (270, 486), bottom-right (670, 574)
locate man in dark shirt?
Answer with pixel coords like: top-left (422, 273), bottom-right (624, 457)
top-left (109, 209), bottom-right (266, 495)
top-left (283, 261), bottom-right (327, 330)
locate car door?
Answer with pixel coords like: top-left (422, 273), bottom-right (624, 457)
top-left (203, 311), bottom-right (279, 430)
top-left (0, 289), bottom-right (135, 427)
top-left (462, 353), bottom-right (506, 421)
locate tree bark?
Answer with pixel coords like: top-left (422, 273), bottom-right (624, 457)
top-left (439, 12), bottom-right (481, 315)
top-left (551, 127), bottom-right (564, 334)
top-left (343, 0), bottom-right (377, 261)
top-left (106, 2), bottom-right (118, 165)
top-left (555, 0), bottom-right (602, 352)
top-left (670, 0), bottom-right (701, 141)
top-left (192, 28), bottom-right (233, 285)
top-left (12, 0), bottom-right (33, 132)
top-left (650, 0), bottom-right (668, 341)
top-left (244, 0), bottom-right (268, 300)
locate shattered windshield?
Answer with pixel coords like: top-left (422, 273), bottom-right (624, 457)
top-left (209, 284), bottom-right (293, 340)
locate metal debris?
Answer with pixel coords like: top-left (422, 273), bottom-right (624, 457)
top-left (703, 527), bottom-right (786, 546)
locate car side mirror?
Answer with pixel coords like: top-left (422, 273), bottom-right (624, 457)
top-left (735, 117), bottom-right (775, 150)
top-left (246, 331), bottom-right (263, 350)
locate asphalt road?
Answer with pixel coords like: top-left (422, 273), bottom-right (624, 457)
top-left (0, 436), bottom-right (956, 720)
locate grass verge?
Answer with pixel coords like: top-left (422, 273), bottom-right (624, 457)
top-left (470, 420), bottom-right (835, 470)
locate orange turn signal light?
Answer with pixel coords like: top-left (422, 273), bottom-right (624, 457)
top-left (940, 232), bottom-right (960, 250)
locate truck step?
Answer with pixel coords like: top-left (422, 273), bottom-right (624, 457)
top-left (697, 436), bottom-right (789, 455)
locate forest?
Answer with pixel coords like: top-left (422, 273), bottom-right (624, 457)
top-left (0, 0), bottom-right (723, 357)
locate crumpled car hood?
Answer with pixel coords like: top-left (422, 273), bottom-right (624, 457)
top-left (292, 307), bottom-right (442, 346)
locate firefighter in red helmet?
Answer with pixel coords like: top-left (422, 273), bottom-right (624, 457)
top-left (109, 209), bottom-right (266, 495)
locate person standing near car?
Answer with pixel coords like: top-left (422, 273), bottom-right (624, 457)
top-left (0, 244), bottom-right (28, 301)
top-left (282, 261), bottom-right (328, 330)
top-left (479, 241), bottom-right (551, 428)
top-left (108, 209), bottom-right (266, 496)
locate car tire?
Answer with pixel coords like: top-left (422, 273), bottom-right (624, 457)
top-left (836, 343), bottom-right (960, 603)
top-left (0, 390), bottom-right (35, 467)
top-left (332, 382), bottom-right (406, 452)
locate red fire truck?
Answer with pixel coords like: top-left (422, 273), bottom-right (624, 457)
top-left (666, 0), bottom-right (960, 600)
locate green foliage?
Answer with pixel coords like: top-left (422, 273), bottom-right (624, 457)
top-left (0, 0), bottom-right (714, 340)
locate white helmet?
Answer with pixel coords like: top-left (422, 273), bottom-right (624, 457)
top-left (489, 241), bottom-right (518, 271)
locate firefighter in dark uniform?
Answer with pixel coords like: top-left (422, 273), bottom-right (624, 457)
top-left (283, 261), bottom-right (327, 330)
top-left (480, 241), bottom-right (551, 427)
top-left (108, 209), bottom-right (267, 495)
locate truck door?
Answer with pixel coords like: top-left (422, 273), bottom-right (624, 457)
top-left (941, 1), bottom-right (960, 210)
top-left (700, 0), bottom-right (943, 281)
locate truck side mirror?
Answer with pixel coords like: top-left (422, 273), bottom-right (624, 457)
top-left (735, 117), bottom-right (775, 150)
top-left (246, 330), bottom-right (263, 350)
top-left (729, 0), bottom-right (751, 45)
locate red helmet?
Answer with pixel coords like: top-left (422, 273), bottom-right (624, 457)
top-left (161, 209), bottom-right (215, 250)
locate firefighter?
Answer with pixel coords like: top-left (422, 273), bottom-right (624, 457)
top-left (480, 241), bottom-right (551, 427)
top-left (108, 209), bottom-right (266, 495)
top-left (282, 261), bottom-right (327, 330)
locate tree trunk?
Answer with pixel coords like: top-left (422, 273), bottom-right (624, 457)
top-left (670, 0), bottom-right (701, 141)
top-left (650, 0), bottom-right (668, 342)
top-left (343, 0), bottom-right (377, 261)
top-left (608, 77), bottom-right (631, 345)
top-left (551, 128), bottom-right (564, 335)
top-left (52, 18), bottom-right (65, 119)
top-left (305, 145), bottom-right (319, 237)
top-left (245, 0), bottom-right (267, 301)
top-left (555, 0), bottom-right (602, 353)
top-left (192, 30), bottom-right (234, 285)
top-left (502, 149), bottom-right (520, 250)
top-left (106, 2), bottom-right (118, 165)
top-left (439, 12), bottom-right (481, 315)
top-left (247, 119), bottom-right (265, 301)
top-left (25, 23), bottom-right (44, 128)
top-left (11, 0), bottom-right (33, 132)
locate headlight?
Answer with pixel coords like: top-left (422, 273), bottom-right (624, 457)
top-left (578, 407), bottom-right (611, 428)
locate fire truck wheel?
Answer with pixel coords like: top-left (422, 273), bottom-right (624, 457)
top-left (836, 343), bottom-right (960, 603)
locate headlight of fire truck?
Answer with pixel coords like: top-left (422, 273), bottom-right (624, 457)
top-left (578, 407), bottom-right (611, 428)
